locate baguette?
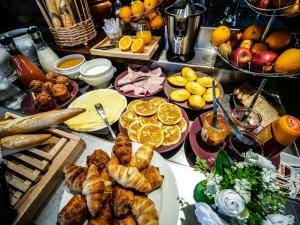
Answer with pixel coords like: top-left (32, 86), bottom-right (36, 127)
top-left (0, 134), bottom-right (51, 150)
top-left (56, 0), bottom-right (74, 27)
top-left (0, 108), bottom-right (85, 137)
top-left (46, 0), bottom-right (62, 28)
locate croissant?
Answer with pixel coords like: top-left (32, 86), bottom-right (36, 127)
top-left (112, 185), bottom-right (135, 218)
top-left (88, 199), bottom-right (112, 225)
top-left (113, 214), bottom-right (137, 225)
top-left (113, 133), bottom-right (132, 165)
top-left (63, 164), bottom-right (88, 194)
top-left (129, 145), bottom-right (154, 171)
top-left (141, 166), bottom-right (164, 191)
top-left (87, 149), bottom-right (111, 172)
top-left (107, 164), bottom-right (152, 193)
top-left (82, 164), bottom-right (105, 217)
top-left (132, 196), bottom-right (159, 225)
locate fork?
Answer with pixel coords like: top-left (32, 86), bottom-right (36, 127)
top-left (94, 102), bottom-right (116, 140)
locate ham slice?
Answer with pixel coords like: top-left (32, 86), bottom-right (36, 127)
top-left (150, 68), bottom-right (162, 76)
top-left (146, 84), bottom-right (162, 94)
top-left (134, 86), bottom-right (147, 96)
top-left (118, 76), bottom-right (131, 85)
top-left (120, 84), bottom-right (135, 93)
top-left (147, 76), bottom-right (165, 85)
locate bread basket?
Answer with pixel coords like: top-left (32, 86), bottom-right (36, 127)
top-left (35, 0), bottom-right (97, 47)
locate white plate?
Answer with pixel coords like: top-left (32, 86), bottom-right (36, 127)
top-left (59, 142), bottom-right (180, 225)
top-left (66, 89), bottom-right (127, 132)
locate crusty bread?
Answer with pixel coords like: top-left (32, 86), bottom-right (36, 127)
top-left (0, 108), bottom-right (85, 137)
top-left (0, 134), bottom-right (51, 150)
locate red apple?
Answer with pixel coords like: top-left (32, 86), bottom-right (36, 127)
top-left (250, 51), bottom-right (278, 73)
top-left (230, 48), bottom-right (252, 68)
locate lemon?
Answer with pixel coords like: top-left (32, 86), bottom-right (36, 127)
top-left (211, 25), bottom-right (231, 47)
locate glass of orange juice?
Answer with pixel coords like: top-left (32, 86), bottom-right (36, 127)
top-left (136, 19), bottom-right (152, 45)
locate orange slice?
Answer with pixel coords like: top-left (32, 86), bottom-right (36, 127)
top-left (119, 36), bottom-right (132, 51)
top-left (131, 38), bottom-right (145, 53)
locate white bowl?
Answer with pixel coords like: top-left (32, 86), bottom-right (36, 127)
top-left (54, 54), bottom-right (86, 79)
top-left (79, 58), bottom-right (116, 88)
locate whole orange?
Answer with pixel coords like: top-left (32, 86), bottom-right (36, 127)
top-left (150, 15), bottom-right (164, 29)
top-left (144, 0), bottom-right (158, 11)
top-left (211, 26), bottom-right (231, 47)
top-left (119, 6), bottom-right (132, 23)
top-left (146, 9), bottom-right (158, 20)
top-left (131, 1), bottom-right (145, 16)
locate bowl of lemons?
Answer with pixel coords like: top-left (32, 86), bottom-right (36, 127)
top-left (164, 67), bottom-right (223, 110)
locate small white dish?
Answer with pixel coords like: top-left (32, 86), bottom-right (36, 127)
top-left (54, 54), bottom-right (86, 79)
top-left (79, 58), bottom-right (116, 88)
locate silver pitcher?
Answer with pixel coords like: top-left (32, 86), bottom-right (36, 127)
top-left (165, 3), bottom-right (206, 62)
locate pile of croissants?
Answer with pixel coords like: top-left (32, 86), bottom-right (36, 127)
top-left (57, 133), bottom-right (163, 225)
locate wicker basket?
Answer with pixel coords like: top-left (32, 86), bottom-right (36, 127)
top-left (50, 17), bottom-right (96, 47)
top-left (35, 0), bottom-right (97, 47)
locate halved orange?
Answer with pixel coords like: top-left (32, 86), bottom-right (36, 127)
top-left (119, 36), bottom-right (132, 51)
top-left (131, 38), bottom-right (145, 53)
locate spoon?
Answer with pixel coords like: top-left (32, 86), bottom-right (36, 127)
top-left (212, 80), bottom-right (219, 129)
top-left (216, 99), bottom-right (254, 146)
top-left (240, 79), bottom-right (267, 122)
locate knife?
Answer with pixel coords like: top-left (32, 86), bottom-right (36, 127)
top-left (95, 44), bottom-right (117, 50)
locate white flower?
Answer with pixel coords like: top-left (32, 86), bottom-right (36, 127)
top-left (262, 214), bottom-right (295, 225)
top-left (245, 151), bottom-right (275, 170)
top-left (215, 189), bottom-right (245, 218)
top-left (234, 179), bottom-right (251, 203)
top-left (204, 173), bottom-right (223, 198)
top-left (195, 202), bottom-right (226, 225)
top-left (261, 168), bottom-right (279, 190)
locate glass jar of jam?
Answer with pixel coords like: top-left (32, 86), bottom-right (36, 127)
top-left (256, 115), bottom-right (300, 158)
top-left (201, 111), bottom-right (230, 146)
top-left (231, 106), bottom-right (262, 133)
top-left (226, 131), bottom-right (264, 161)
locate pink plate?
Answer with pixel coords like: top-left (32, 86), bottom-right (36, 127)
top-left (21, 80), bottom-right (79, 115)
top-left (189, 114), bottom-right (280, 169)
top-left (114, 69), bottom-right (166, 98)
top-left (119, 96), bottom-right (190, 153)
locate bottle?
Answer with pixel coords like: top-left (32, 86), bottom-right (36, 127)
top-left (27, 26), bottom-right (59, 73)
top-left (0, 35), bottom-right (46, 88)
top-left (256, 115), bottom-right (300, 158)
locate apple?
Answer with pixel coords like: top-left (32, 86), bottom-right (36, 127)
top-left (230, 48), bottom-right (252, 68)
top-left (257, 0), bottom-right (271, 8)
top-left (250, 51), bottom-right (278, 73)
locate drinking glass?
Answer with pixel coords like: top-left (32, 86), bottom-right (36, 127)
top-left (136, 19), bottom-right (152, 45)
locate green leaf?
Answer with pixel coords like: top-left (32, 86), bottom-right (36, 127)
top-left (193, 180), bottom-right (213, 204)
top-left (194, 157), bottom-right (209, 173)
top-left (215, 149), bottom-right (231, 176)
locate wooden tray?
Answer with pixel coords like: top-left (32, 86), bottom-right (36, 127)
top-left (2, 112), bottom-right (86, 225)
top-left (90, 36), bottom-right (161, 60)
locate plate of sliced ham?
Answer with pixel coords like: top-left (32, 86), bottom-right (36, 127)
top-left (114, 67), bottom-right (166, 98)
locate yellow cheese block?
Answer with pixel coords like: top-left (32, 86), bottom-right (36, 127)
top-left (65, 89), bottom-right (127, 131)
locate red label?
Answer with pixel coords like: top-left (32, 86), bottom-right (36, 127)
top-left (287, 116), bottom-right (300, 132)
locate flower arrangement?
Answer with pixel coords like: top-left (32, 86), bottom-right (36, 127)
top-left (193, 150), bottom-right (294, 225)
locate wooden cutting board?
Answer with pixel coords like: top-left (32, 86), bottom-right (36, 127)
top-left (90, 36), bottom-right (161, 60)
top-left (2, 112), bottom-right (86, 225)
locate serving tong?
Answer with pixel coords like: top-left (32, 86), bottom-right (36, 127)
top-left (114, 75), bottom-right (150, 88)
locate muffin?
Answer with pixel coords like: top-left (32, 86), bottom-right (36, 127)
top-left (51, 84), bottom-right (71, 103)
top-left (56, 75), bottom-right (72, 91)
top-left (29, 80), bottom-right (43, 93)
top-left (46, 71), bottom-right (60, 82)
top-left (42, 81), bottom-right (54, 93)
top-left (35, 91), bottom-right (54, 111)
